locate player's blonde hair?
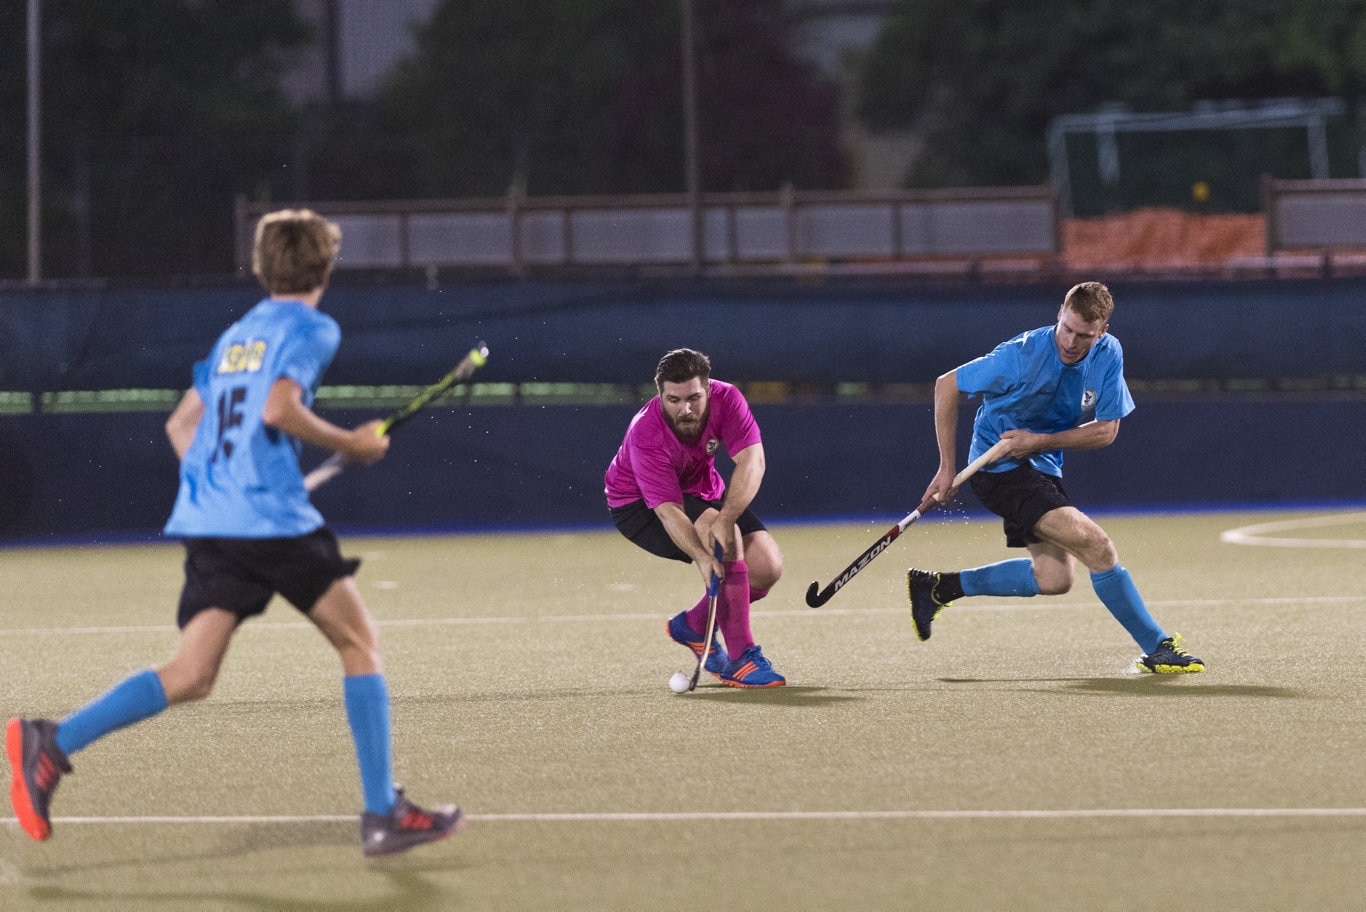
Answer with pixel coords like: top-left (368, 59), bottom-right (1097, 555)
top-left (1063, 281), bottom-right (1114, 324)
top-left (251, 209), bottom-right (342, 295)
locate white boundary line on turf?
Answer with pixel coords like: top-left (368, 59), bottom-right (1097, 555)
top-left (4, 808), bottom-right (1365, 827)
top-left (470, 808), bottom-right (1366, 821)
top-left (1221, 511), bottom-right (1366, 549)
top-left (1, 594), bottom-right (1362, 638)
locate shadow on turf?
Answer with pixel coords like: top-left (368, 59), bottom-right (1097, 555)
top-left (682, 685), bottom-right (860, 706)
top-left (27, 869), bottom-right (452, 911)
top-left (21, 813), bottom-right (467, 901)
top-left (938, 676), bottom-right (1308, 699)
top-left (23, 822), bottom-right (465, 909)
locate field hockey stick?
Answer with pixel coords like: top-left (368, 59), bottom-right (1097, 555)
top-left (803, 438), bottom-right (1012, 608)
top-left (688, 541), bottom-right (726, 692)
top-left (303, 341), bottom-right (489, 492)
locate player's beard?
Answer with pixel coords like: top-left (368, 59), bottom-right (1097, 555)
top-left (667, 404), bottom-right (708, 442)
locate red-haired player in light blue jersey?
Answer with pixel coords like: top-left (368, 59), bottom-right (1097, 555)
top-left (606, 348), bottom-right (786, 687)
top-left (908, 281), bottom-right (1204, 673)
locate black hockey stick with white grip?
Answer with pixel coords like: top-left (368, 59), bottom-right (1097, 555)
top-left (803, 438), bottom-right (1011, 608)
top-left (303, 341), bottom-right (489, 492)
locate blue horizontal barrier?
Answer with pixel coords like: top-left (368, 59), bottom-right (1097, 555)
top-left (5, 274), bottom-right (1366, 391)
top-left (3, 274), bottom-right (1364, 539)
top-left (3, 396), bottom-right (1363, 541)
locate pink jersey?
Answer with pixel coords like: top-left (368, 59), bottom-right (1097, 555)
top-left (604, 380), bottom-right (761, 509)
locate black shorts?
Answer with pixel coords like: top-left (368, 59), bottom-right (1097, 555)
top-left (609, 496), bottom-right (768, 563)
top-left (175, 527), bottom-right (360, 629)
top-left (970, 465), bottom-right (1072, 548)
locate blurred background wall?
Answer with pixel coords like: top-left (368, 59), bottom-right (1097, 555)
top-left (2, 274), bottom-right (1364, 539)
top-left (3, 1), bottom-right (1365, 540)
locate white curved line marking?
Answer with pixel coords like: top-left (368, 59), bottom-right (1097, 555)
top-left (1221, 511), bottom-right (1366, 548)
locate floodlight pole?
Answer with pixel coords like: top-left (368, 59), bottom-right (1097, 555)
top-left (27, 0), bottom-right (42, 284)
top-left (681, 0), bottom-right (703, 274)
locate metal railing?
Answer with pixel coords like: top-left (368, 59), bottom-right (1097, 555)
top-left (235, 185), bottom-right (1059, 274)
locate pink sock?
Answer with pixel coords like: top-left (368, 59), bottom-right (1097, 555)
top-left (684, 592), bottom-right (711, 633)
top-left (718, 560), bottom-right (755, 657)
top-left (750, 586), bottom-right (769, 603)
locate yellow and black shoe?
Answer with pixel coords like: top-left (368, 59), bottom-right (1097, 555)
top-left (907, 569), bottom-right (952, 641)
top-left (1137, 633), bottom-right (1205, 673)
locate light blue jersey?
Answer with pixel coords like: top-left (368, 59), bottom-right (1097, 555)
top-left (164, 298), bottom-right (341, 537)
top-left (956, 324), bottom-right (1134, 478)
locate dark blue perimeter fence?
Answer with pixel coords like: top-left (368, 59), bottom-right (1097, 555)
top-left (2, 273), bottom-right (1365, 541)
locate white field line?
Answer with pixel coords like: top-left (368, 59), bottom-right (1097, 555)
top-left (4, 808), bottom-right (1366, 828)
top-left (1, 594), bottom-right (1361, 638)
top-left (1221, 511), bottom-right (1366, 548)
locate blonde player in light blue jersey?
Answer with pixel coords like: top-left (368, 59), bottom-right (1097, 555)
top-left (907, 281), bottom-right (1204, 673)
top-left (7, 210), bottom-right (465, 856)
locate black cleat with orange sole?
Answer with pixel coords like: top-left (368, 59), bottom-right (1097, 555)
top-left (7, 717), bottom-right (72, 842)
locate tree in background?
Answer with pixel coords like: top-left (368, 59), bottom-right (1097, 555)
top-left (697, 1), bottom-right (847, 192)
top-left (857, 0), bottom-right (1366, 210)
top-left (0, 0), bottom-right (308, 279)
top-left (363, 0), bottom-right (845, 199)
top-left (0, 0), bottom-right (845, 279)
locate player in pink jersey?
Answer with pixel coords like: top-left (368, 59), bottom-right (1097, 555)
top-left (605, 349), bottom-right (786, 687)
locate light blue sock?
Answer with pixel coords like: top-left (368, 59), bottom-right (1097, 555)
top-left (1091, 565), bottom-right (1166, 651)
top-left (960, 559), bottom-right (1040, 598)
top-left (56, 668), bottom-right (168, 756)
top-left (344, 674), bottom-right (397, 815)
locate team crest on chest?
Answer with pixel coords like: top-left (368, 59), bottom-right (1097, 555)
top-left (1081, 389), bottom-right (1097, 410)
top-left (706, 438), bottom-right (720, 456)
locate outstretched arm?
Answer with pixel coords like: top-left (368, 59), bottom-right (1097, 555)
top-left (710, 442), bottom-right (765, 559)
top-left (262, 378), bottom-right (390, 465)
top-left (922, 370), bottom-right (965, 506)
top-left (654, 501), bottom-right (727, 587)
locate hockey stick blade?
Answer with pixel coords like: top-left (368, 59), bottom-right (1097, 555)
top-left (804, 511), bottom-right (921, 607)
top-left (379, 341), bottom-right (489, 436)
top-left (303, 341), bottom-right (489, 492)
top-left (803, 439), bottom-right (1011, 608)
